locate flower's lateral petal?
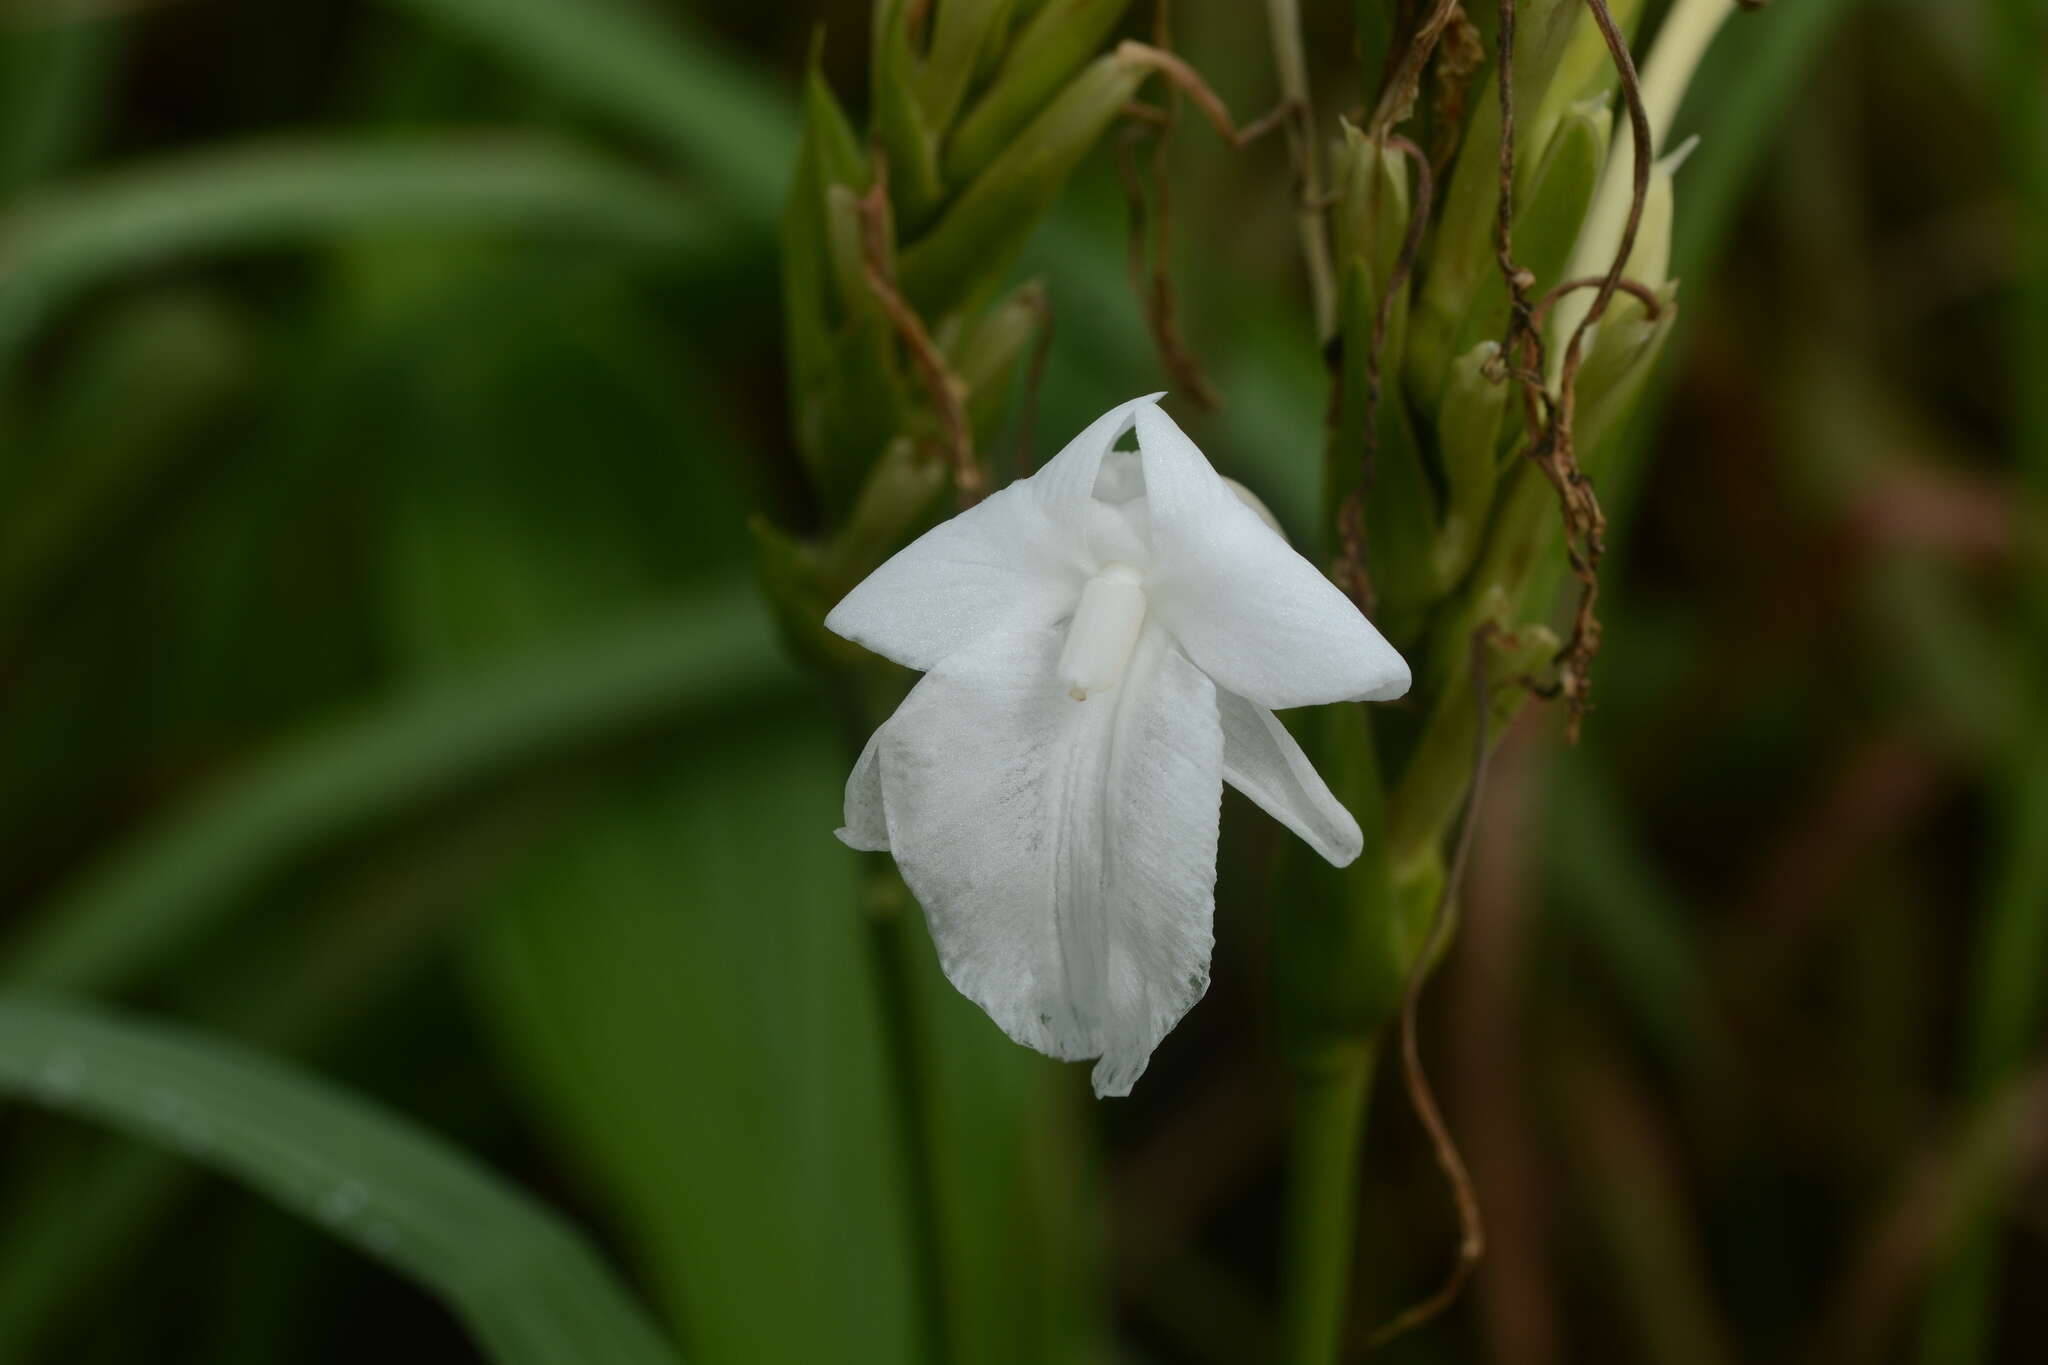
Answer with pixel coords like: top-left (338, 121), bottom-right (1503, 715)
top-left (823, 394), bottom-right (1164, 672)
top-left (1216, 689), bottom-right (1362, 867)
top-left (822, 482), bottom-right (1080, 672)
top-left (874, 621), bottom-right (1221, 1099)
top-left (1134, 405), bottom-right (1411, 709)
top-left (835, 728), bottom-right (890, 852)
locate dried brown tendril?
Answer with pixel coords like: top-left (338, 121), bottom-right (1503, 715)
top-left (856, 161), bottom-right (984, 506)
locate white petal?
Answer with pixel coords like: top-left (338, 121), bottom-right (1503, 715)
top-left (823, 395), bottom-right (1163, 671)
top-left (821, 480), bottom-right (1079, 673)
top-left (1134, 405), bottom-right (1411, 709)
top-left (835, 728), bottom-right (889, 852)
top-left (873, 620), bottom-right (1221, 1098)
top-left (1216, 689), bottom-right (1362, 867)
top-left (1029, 392), bottom-right (1166, 525)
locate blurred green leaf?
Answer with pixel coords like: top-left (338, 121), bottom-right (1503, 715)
top-left (1544, 751), bottom-right (1714, 1075)
top-left (0, 994), bottom-right (684, 1365)
top-left (0, 134), bottom-right (716, 366)
top-left (0, 787), bottom-right (582, 1363)
top-left (381, 0), bottom-right (794, 219)
top-left (465, 720), bottom-right (927, 1365)
top-left (382, 388), bottom-right (931, 1362)
top-left (1918, 0), bottom-right (2048, 1351)
top-left (377, 272), bottom-right (1110, 1362)
top-left (4, 580), bottom-right (795, 994)
top-left (0, 290), bottom-right (245, 636)
top-left (1669, 0), bottom-right (1863, 286)
top-left (0, 9), bottom-right (113, 194)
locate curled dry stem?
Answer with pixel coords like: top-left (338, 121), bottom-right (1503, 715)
top-left (1114, 42), bottom-right (1298, 150)
top-left (1532, 273), bottom-right (1665, 326)
top-left (1487, 0), bottom-right (1656, 742)
top-left (1365, 626), bottom-right (1496, 1350)
top-left (1366, 0), bottom-right (1465, 141)
top-left (856, 165), bottom-right (984, 506)
top-left (1429, 5), bottom-right (1489, 171)
top-left (1116, 129), bottom-right (1221, 409)
top-left (1116, 10), bottom-right (1224, 416)
top-left (1111, 30), bottom-right (1304, 409)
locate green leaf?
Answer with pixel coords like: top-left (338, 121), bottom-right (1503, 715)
top-left (3, 579), bottom-right (796, 995)
top-left (0, 134), bottom-right (720, 368)
top-left (0, 994), bottom-right (684, 1365)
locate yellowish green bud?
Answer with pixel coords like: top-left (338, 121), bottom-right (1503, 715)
top-left (1405, 0), bottom-right (1580, 410)
top-left (900, 50), bottom-right (1146, 319)
top-left (1574, 278), bottom-right (1679, 456)
top-left (1517, 0), bottom-right (1645, 197)
top-left (946, 279), bottom-right (1047, 443)
top-left (1550, 135), bottom-right (1688, 385)
top-left (1432, 341), bottom-right (1510, 590)
top-left (941, 0), bottom-right (1133, 187)
top-left (915, 0), bottom-right (1022, 138)
top-left (871, 0), bottom-right (946, 231)
top-left (1553, 0), bottom-right (1734, 377)
top-left (783, 41), bottom-right (872, 493)
top-left (1445, 96), bottom-right (1608, 365)
top-left (1331, 120), bottom-right (1410, 296)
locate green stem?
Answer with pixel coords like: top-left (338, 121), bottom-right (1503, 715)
top-left (1278, 1041), bottom-right (1380, 1365)
top-left (863, 871), bottom-right (952, 1365)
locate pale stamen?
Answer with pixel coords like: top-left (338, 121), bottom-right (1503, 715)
top-left (1057, 564), bottom-right (1147, 699)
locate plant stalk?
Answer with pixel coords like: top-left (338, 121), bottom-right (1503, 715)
top-left (863, 871), bottom-right (953, 1365)
top-left (1278, 1040), bottom-right (1380, 1365)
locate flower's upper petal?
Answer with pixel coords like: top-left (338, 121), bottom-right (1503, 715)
top-left (823, 394), bottom-right (1164, 671)
top-left (1216, 689), bottom-right (1362, 866)
top-left (1026, 392), bottom-right (1165, 528)
top-left (1134, 405), bottom-right (1411, 709)
top-left (873, 619), bottom-right (1221, 1098)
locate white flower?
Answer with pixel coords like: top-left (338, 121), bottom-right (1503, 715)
top-left (828, 395), bottom-right (1410, 1096)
